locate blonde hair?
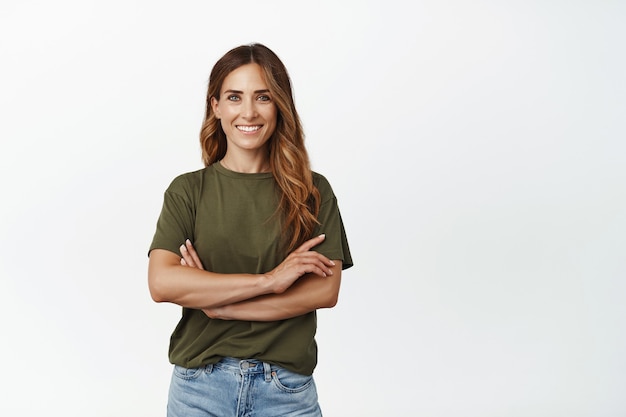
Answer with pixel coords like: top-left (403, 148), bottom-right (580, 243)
top-left (200, 44), bottom-right (320, 253)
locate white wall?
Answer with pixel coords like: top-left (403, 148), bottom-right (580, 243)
top-left (1, 1), bottom-right (624, 416)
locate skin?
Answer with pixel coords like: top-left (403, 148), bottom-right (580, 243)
top-left (211, 63), bottom-right (277, 173)
top-left (148, 63), bottom-right (342, 321)
top-left (177, 237), bottom-right (343, 321)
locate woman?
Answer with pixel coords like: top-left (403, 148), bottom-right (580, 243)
top-left (148, 43), bottom-right (353, 417)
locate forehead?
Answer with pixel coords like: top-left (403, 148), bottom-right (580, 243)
top-left (221, 63), bottom-right (268, 91)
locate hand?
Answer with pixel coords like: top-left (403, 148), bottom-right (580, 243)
top-left (265, 234), bottom-right (335, 294)
top-left (179, 239), bottom-right (204, 270)
top-left (202, 307), bottom-right (223, 319)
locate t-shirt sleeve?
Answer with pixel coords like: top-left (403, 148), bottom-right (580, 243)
top-left (313, 176), bottom-right (354, 270)
top-left (148, 175), bottom-right (196, 257)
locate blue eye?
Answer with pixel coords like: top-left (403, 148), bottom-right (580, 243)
top-left (257, 95), bottom-right (271, 102)
top-left (227, 95), bottom-right (240, 101)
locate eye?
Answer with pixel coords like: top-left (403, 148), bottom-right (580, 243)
top-left (257, 95), bottom-right (271, 102)
top-left (227, 94), bottom-right (240, 101)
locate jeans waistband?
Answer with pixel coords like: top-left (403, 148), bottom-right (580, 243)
top-left (216, 357), bottom-right (273, 381)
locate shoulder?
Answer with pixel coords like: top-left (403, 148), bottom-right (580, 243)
top-left (312, 171), bottom-right (336, 202)
top-left (166, 166), bottom-right (213, 196)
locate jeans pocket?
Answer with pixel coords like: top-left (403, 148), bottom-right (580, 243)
top-left (172, 365), bottom-right (203, 380)
top-left (271, 368), bottom-right (314, 393)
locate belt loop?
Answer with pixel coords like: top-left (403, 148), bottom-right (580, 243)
top-left (263, 362), bottom-right (272, 382)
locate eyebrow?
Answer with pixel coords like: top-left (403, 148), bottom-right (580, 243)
top-left (223, 89), bottom-right (270, 94)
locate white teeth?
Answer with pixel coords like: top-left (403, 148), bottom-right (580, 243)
top-left (237, 125), bottom-right (261, 132)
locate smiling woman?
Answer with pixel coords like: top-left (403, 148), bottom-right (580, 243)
top-left (147, 43), bottom-right (353, 417)
top-left (211, 63), bottom-right (277, 171)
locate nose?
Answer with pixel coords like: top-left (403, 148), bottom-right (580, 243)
top-left (241, 98), bottom-right (258, 119)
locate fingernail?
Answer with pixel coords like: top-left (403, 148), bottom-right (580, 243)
top-left (330, 261), bottom-right (336, 266)
top-left (186, 239), bottom-right (191, 245)
top-left (180, 245), bottom-right (187, 252)
top-left (319, 234), bottom-right (326, 238)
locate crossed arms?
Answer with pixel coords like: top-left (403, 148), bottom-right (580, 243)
top-left (148, 234), bottom-right (342, 321)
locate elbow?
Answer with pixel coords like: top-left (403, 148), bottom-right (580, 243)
top-left (319, 266), bottom-right (341, 309)
top-left (328, 294), bottom-right (339, 308)
top-left (320, 292), bottom-right (339, 309)
top-left (322, 274), bottom-right (341, 308)
top-left (149, 289), bottom-right (167, 304)
top-left (319, 275), bottom-right (341, 309)
top-left (148, 250), bottom-right (183, 304)
top-left (148, 272), bottom-right (170, 303)
top-left (148, 285), bottom-right (166, 304)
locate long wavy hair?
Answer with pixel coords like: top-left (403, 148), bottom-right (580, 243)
top-left (200, 43), bottom-right (320, 253)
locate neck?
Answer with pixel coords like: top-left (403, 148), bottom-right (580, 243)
top-left (220, 154), bottom-right (271, 173)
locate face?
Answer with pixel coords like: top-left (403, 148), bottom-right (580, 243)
top-left (211, 63), bottom-right (278, 155)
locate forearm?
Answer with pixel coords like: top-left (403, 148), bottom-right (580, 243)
top-left (148, 249), bottom-right (273, 309)
top-left (206, 263), bottom-right (342, 321)
top-left (152, 235), bottom-right (337, 313)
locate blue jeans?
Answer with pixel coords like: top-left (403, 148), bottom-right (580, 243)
top-left (167, 357), bottom-right (322, 417)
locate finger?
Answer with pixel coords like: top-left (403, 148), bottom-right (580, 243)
top-left (293, 251), bottom-right (335, 269)
top-left (310, 252), bottom-right (335, 267)
top-left (303, 263), bottom-right (331, 278)
top-left (311, 259), bottom-right (334, 276)
top-left (291, 253), bottom-right (334, 276)
top-left (294, 234), bottom-right (326, 253)
top-left (180, 244), bottom-right (197, 268)
top-left (311, 253), bottom-right (335, 275)
top-left (185, 239), bottom-right (205, 270)
top-left (180, 258), bottom-right (187, 266)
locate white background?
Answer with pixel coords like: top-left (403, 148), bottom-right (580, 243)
top-left (1, 1), bottom-right (625, 416)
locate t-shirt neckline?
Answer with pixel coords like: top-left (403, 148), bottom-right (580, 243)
top-left (212, 161), bottom-right (274, 180)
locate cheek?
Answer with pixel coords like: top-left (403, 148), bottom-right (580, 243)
top-left (266, 108), bottom-right (278, 125)
top-left (266, 113), bottom-right (278, 133)
top-left (216, 105), bottom-right (229, 120)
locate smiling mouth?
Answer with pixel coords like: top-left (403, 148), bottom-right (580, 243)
top-left (237, 125), bottom-right (262, 132)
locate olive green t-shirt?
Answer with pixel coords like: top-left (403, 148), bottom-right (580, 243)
top-left (149, 162), bottom-right (353, 375)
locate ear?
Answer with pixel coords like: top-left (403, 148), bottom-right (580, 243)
top-left (210, 97), bottom-right (221, 119)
